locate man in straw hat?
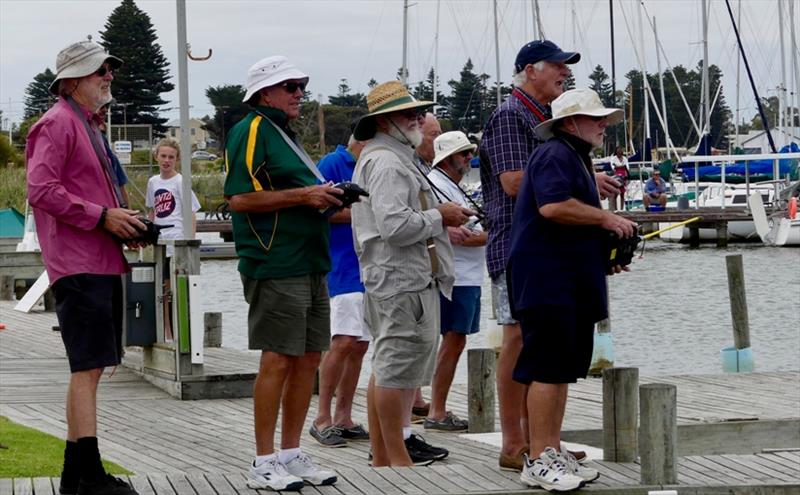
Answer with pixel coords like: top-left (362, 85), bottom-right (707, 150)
top-left (508, 89), bottom-right (636, 491)
top-left (351, 81), bottom-right (475, 466)
top-left (26, 39), bottom-right (144, 495)
top-left (422, 131), bottom-right (487, 433)
top-left (225, 55), bottom-right (341, 491)
top-left (478, 39), bottom-right (621, 472)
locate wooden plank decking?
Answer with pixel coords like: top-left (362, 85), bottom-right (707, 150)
top-left (1, 301), bottom-right (799, 494)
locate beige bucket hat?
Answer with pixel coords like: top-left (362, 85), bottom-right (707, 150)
top-left (432, 131), bottom-right (477, 168)
top-left (534, 88), bottom-right (623, 140)
top-left (352, 81), bottom-right (434, 141)
top-left (49, 40), bottom-right (123, 95)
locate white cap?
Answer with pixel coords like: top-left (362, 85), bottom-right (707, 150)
top-left (242, 55), bottom-right (309, 102)
top-left (432, 131), bottom-right (477, 168)
top-left (534, 88), bottom-right (623, 140)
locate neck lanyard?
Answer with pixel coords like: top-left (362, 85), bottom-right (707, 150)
top-left (511, 88), bottom-right (547, 123)
top-left (65, 97), bottom-right (126, 208)
top-left (431, 167), bottom-right (486, 218)
top-left (252, 109), bottom-right (326, 183)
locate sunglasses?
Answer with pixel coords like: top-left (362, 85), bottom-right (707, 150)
top-left (281, 81), bottom-right (307, 93)
top-left (399, 108), bottom-right (426, 120)
top-left (95, 66), bottom-right (113, 77)
top-left (458, 150), bottom-right (474, 157)
top-left (588, 115), bottom-right (607, 122)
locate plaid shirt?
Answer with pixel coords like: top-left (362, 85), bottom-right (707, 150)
top-left (478, 88), bottom-right (550, 279)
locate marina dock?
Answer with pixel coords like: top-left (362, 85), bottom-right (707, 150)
top-left (1, 301), bottom-right (798, 494)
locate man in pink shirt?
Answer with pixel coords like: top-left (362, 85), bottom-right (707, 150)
top-left (26, 40), bottom-right (145, 495)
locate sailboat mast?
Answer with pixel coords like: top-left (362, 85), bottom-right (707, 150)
top-left (434, 0), bottom-right (440, 104)
top-left (735, 0), bottom-right (741, 152)
top-left (654, 16), bottom-right (672, 161)
top-left (791, 0), bottom-right (800, 135)
top-left (401, 0), bottom-right (408, 85)
top-left (610, 0), bottom-right (617, 145)
top-left (493, 0), bottom-right (501, 107)
top-left (778, 0), bottom-right (787, 147)
top-left (637, 2), bottom-right (650, 144)
top-left (702, 0), bottom-right (710, 136)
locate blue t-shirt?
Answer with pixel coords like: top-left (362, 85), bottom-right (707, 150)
top-left (318, 145), bottom-right (364, 297)
top-left (507, 131), bottom-right (608, 323)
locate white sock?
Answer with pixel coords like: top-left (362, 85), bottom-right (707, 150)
top-left (278, 447), bottom-right (301, 464)
top-left (254, 453), bottom-right (276, 466)
top-left (402, 427), bottom-right (412, 440)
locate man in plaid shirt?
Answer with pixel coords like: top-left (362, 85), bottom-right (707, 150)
top-left (478, 40), bottom-right (620, 472)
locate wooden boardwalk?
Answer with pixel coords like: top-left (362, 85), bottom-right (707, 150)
top-left (1, 301), bottom-right (799, 494)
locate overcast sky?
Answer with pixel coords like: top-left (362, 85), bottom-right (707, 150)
top-left (1, 0), bottom-right (798, 131)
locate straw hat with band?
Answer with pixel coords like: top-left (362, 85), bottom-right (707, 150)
top-left (431, 131), bottom-right (477, 168)
top-left (49, 40), bottom-right (123, 95)
top-left (353, 81), bottom-right (434, 141)
top-left (534, 89), bottom-right (623, 140)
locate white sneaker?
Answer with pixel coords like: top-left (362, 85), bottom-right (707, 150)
top-left (284, 452), bottom-right (337, 486)
top-left (557, 445), bottom-right (599, 483)
top-left (247, 457), bottom-right (304, 491)
top-left (520, 449), bottom-right (584, 492)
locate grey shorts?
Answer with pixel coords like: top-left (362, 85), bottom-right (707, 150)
top-left (364, 284), bottom-right (440, 389)
top-left (491, 272), bottom-right (518, 325)
top-left (241, 273), bottom-right (330, 356)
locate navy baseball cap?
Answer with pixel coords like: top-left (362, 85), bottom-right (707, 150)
top-left (514, 40), bottom-right (580, 73)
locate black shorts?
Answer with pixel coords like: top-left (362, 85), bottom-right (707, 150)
top-left (513, 305), bottom-right (595, 385)
top-left (52, 274), bottom-right (124, 373)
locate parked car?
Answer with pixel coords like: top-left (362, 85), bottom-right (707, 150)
top-left (191, 150), bottom-right (218, 161)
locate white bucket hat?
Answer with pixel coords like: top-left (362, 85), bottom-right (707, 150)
top-left (432, 131), bottom-right (477, 168)
top-left (534, 88), bottom-right (623, 140)
top-left (242, 56), bottom-right (309, 103)
top-left (49, 40), bottom-right (123, 95)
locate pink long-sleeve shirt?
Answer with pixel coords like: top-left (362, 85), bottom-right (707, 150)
top-left (26, 98), bottom-right (128, 284)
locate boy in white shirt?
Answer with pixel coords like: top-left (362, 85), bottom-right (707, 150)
top-left (145, 138), bottom-right (201, 340)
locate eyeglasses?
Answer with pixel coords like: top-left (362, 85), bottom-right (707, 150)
top-left (95, 66), bottom-right (113, 77)
top-left (458, 150), bottom-right (474, 158)
top-left (588, 115), bottom-right (607, 122)
top-left (398, 108), bottom-right (426, 120)
top-left (281, 81), bottom-right (307, 93)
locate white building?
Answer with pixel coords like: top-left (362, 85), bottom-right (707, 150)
top-left (728, 127), bottom-right (800, 154)
top-left (165, 118), bottom-right (210, 149)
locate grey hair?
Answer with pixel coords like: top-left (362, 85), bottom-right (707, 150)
top-left (347, 134), bottom-right (357, 148)
top-left (512, 61), bottom-right (546, 87)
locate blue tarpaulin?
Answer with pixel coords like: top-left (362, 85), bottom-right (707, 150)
top-left (682, 142), bottom-right (799, 181)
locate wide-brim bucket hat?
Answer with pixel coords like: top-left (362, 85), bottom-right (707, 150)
top-left (242, 55), bottom-right (309, 102)
top-left (432, 131), bottom-right (477, 168)
top-left (534, 88), bottom-right (623, 140)
top-left (352, 81), bottom-right (434, 141)
top-left (49, 40), bottom-right (123, 95)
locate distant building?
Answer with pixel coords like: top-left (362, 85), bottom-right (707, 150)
top-left (165, 118), bottom-right (210, 149)
top-left (728, 127), bottom-right (800, 154)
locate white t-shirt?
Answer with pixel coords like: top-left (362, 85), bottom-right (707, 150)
top-left (145, 173), bottom-right (201, 256)
top-left (427, 167), bottom-right (485, 287)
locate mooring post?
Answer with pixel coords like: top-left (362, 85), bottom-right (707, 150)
top-left (467, 348), bottom-right (496, 433)
top-left (726, 254), bottom-right (750, 350)
top-left (602, 367), bottom-right (639, 462)
top-left (716, 222), bottom-right (728, 248)
top-left (203, 312), bottom-right (222, 348)
top-left (0, 275), bottom-right (13, 300)
top-left (688, 226), bottom-right (700, 247)
top-left (639, 383), bottom-right (678, 485)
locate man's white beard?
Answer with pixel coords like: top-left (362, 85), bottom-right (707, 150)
top-left (387, 120), bottom-right (423, 148)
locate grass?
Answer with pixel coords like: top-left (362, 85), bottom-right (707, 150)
top-left (0, 167), bottom-right (26, 213)
top-left (0, 416), bottom-right (131, 478)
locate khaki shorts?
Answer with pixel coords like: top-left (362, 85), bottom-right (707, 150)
top-left (364, 284), bottom-right (439, 389)
top-left (241, 273), bottom-right (330, 355)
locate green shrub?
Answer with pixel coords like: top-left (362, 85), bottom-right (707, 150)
top-left (0, 167), bottom-right (26, 211)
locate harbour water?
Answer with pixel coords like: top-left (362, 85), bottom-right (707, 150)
top-left (199, 238), bottom-right (799, 385)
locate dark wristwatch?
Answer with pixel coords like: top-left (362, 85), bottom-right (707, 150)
top-left (97, 206), bottom-right (108, 229)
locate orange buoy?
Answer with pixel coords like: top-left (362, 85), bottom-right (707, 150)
top-left (789, 197), bottom-right (798, 220)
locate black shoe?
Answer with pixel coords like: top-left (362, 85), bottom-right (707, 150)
top-left (59, 479), bottom-right (78, 495)
top-left (77, 475), bottom-right (138, 495)
top-left (405, 433), bottom-right (448, 464)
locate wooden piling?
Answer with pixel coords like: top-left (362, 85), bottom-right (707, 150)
top-left (716, 223), bottom-right (728, 248)
top-left (640, 383), bottom-right (678, 485)
top-left (726, 254), bottom-right (750, 349)
top-left (602, 367), bottom-right (639, 462)
top-left (0, 275), bottom-right (13, 300)
top-left (203, 312), bottom-right (222, 348)
top-left (467, 348), bottom-right (496, 433)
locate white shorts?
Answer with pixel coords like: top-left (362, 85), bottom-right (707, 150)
top-left (330, 292), bottom-right (371, 342)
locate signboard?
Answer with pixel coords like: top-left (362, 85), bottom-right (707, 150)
top-left (117, 153), bottom-right (131, 165)
top-left (113, 140), bottom-right (132, 153)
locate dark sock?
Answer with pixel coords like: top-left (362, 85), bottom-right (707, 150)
top-left (77, 437), bottom-right (106, 482)
top-left (60, 440), bottom-right (80, 491)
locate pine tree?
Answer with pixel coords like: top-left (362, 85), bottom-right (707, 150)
top-left (23, 69), bottom-right (58, 119)
top-left (588, 65), bottom-right (614, 108)
top-left (328, 79), bottom-right (366, 108)
top-left (563, 72), bottom-right (576, 91)
top-left (448, 59), bottom-right (488, 133)
top-left (99, 0), bottom-right (173, 135)
top-left (204, 84), bottom-right (249, 147)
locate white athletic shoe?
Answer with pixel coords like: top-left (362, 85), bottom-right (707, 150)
top-left (246, 457), bottom-right (304, 491)
top-left (555, 446), bottom-right (600, 483)
top-left (520, 449), bottom-right (585, 492)
top-left (284, 452), bottom-right (338, 486)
